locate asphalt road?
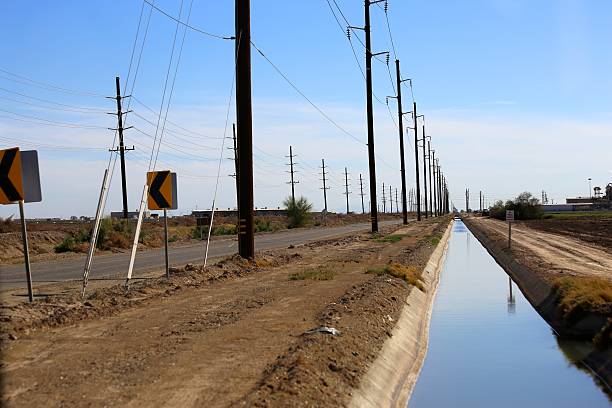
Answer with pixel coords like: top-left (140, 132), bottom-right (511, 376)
top-left (0, 220), bottom-right (401, 289)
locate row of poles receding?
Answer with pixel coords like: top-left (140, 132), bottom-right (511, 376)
top-left (232, 0), bottom-right (450, 259)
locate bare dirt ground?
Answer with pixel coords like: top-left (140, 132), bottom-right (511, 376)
top-left (468, 217), bottom-right (612, 283)
top-left (522, 216), bottom-right (612, 250)
top-left (0, 216), bottom-right (450, 407)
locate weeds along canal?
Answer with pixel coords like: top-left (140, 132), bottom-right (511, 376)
top-left (408, 220), bottom-right (610, 407)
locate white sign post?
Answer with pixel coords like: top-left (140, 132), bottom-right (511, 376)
top-left (506, 210), bottom-right (514, 250)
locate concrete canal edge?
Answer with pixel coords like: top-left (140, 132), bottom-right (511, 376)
top-left (349, 220), bottom-right (453, 408)
top-left (462, 217), bottom-right (612, 393)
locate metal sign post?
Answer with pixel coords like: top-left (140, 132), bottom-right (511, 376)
top-left (506, 210), bottom-right (514, 250)
top-left (18, 200), bottom-right (33, 302)
top-left (164, 209), bottom-right (169, 279)
top-left (1, 147), bottom-right (42, 302)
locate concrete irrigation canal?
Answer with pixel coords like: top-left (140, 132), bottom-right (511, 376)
top-left (408, 220), bottom-right (610, 407)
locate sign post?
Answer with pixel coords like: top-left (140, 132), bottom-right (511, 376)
top-left (506, 210), bottom-right (514, 250)
top-left (1, 147), bottom-right (42, 302)
top-left (146, 171), bottom-right (177, 280)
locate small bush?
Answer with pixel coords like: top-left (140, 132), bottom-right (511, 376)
top-left (289, 266), bottom-right (335, 281)
top-left (553, 276), bottom-right (612, 322)
top-left (367, 262), bottom-right (424, 291)
top-left (284, 196), bottom-right (313, 228)
top-left (55, 237), bottom-right (77, 253)
top-left (168, 235), bottom-right (178, 243)
top-left (214, 223), bottom-right (237, 235)
top-left (425, 234), bottom-right (442, 245)
top-left (191, 226), bottom-right (209, 240)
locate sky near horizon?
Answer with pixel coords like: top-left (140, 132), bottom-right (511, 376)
top-left (1, 0), bottom-right (611, 218)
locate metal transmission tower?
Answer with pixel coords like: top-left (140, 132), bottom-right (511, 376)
top-left (359, 174), bottom-right (366, 214)
top-left (286, 145), bottom-right (299, 202)
top-left (236, 0), bottom-right (255, 259)
top-left (108, 76), bottom-right (134, 219)
top-left (344, 167), bottom-right (351, 213)
top-left (320, 159), bottom-right (330, 213)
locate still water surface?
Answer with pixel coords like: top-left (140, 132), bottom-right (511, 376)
top-left (409, 220), bottom-right (610, 407)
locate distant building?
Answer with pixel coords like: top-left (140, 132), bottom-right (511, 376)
top-left (110, 211), bottom-right (150, 220)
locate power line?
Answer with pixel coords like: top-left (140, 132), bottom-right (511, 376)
top-left (0, 68), bottom-right (105, 97)
top-left (0, 109), bottom-right (107, 129)
top-left (250, 39), bottom-right (366, 146)
top-left (142, 0), bottom-right (233, 40)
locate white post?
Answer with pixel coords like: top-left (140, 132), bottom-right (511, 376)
top-left (125, 183), bottom-right (148, 287)
top-left (82, 169), bottom-right (109, 296)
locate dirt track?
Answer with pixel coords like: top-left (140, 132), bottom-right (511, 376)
top-left (1, 218), bottom-right (449, 407)
top-left (469, 217), bottom-right (612, 283)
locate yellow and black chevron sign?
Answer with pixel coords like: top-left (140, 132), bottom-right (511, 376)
top-left (0, 147), bottom-right (24, 205)
top-left (147, 171), bottom-right (177, 210)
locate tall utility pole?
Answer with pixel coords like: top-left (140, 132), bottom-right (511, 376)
top-left (422, 124), bottom-right (428, 218)
top-left (359, 174), bottom-right (366, 214)
top-left (429, 144), bottom-right (438, 217)
top-left (395, 60), bottom-right (408, 224)
top-left (413, 102), bottom-right (421, 221)
top-left (363, 0), bottom-right (384, 232)
top-left (382, 182), bottom-right (386, 213)
top-left (286, 145), bottom-right (298, 202)
top-left (344, 167), bottom-right (350, 213)
top-left (480, 190), bottom-right (482, 212)
top-left (432, 151), bottom-right (437, 216)
top-left (236, 0), bottom-right (254, 259)
top-left (428, 142), bottom-right (433, 217)
top-left (109, 76), bottom-right (134, 219)
top-left (389, 184), bottom-right (393, 213)
top-left (232, 124), bottom-right (239, 213)
top-left (320, 159), bottom-right (329, 213)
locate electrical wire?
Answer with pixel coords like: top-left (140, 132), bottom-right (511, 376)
top-left (142, 0), bottom-right (233, 40)
top-left (250, 40), bottom-right (366, 146)
top-left (0, 68), bottom-right (106, 97)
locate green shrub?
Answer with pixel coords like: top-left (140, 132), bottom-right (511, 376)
top-left (289, 266), bottom-right (335, 281)
top-left (489, 192), bottom-right (543, 220)
top-left (283, 196), bottom-right (313, 228)
top-left (191, 225), bottom-right (208, 240)
top-left (214, 223), bottom-right (237, 235)
top-left (55, 237), bottom-right (77, 253)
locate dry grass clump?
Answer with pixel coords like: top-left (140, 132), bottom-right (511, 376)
top-left (367, 262), bottom-right (424, 291)
top-left (553, 276), bottom-right (612, 348)
top-left (553, 276), bottom-right (612, 320)
top-left (289, 266), bottom-right (336, 281)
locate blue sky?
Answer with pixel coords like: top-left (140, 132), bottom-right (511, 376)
top-left (1, 0), bottom-right (611, 217)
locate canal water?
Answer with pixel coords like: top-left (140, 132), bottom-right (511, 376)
top-left (409, 220), bottom-right (610, 407)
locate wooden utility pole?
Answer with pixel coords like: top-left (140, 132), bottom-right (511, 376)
top-left (320, 159), bottom-right (329, 213)
top-left (389, 184), bottom-right (393, 213)
top-left (236, 0), bottom-right (254, 259)
top-left (359, 174), bottom-right (365, 214)
top-left (364, 0), bottom-right (381, 232)
top-left (395, 60), bottom-right (409, 224)
top-left (232, 124), bottom-right (239, 214)
top-left (382, 182), bottom-right (386, 213)
top-left (428, 142), bottom-right (434, 217)
top-left (344, 167), bottom-right (350, 213)
top-left (109, 76), bottom-right (134, 219)
top-left (286, 146), bottom-right (298, 202)
top-left (395, 187), bottom-right (399, 214)
top-left (422, 124), bottom-right (428, 218)
top-left (413, 102), bottom-right (421, 220)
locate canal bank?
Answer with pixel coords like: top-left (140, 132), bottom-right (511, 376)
top-left (410, 220), bottom-right (610, 407)
top-left (463, 216), bottom-right (612, 391)
top-left (350, 220), bottom-right (453, 408)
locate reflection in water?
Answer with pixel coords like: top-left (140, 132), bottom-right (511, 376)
top-left (409, 220), bottom-right (609, 407)
top-left (507, 277), bottom-right (516, 315)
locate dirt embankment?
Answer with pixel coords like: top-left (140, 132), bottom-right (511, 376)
top-left (523, 216), bottom-right (612, 251)
top-left (1, 216), bottom-right (451, 408)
